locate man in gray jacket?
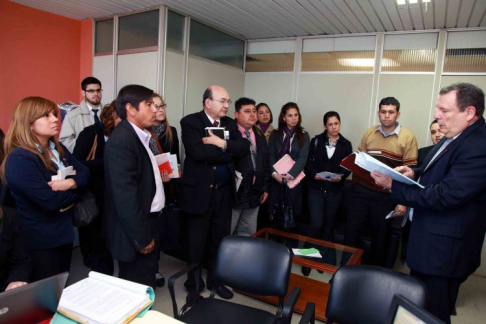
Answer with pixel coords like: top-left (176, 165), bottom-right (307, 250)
top-left (59, 77), bottom-right (103, 152)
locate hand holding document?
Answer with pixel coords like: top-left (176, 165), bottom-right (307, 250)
top-left (155, 153), bottom-right (180, 179)
top-left (273, 154), bottom-right (306, 189)
top-left (57, 271), bottom-right (154, 324)
top-left (317, 171), bottom-right (343, 181)
top-left (341, 152), bottom-right (424, 188)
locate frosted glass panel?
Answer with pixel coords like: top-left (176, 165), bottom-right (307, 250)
top-left (303, 36), bottom-right (376, 52)
top-left (247, 40), bottom-right (295, 54)
top-left (189, 20), bottom-right (244, 69)
top-left (447, 30), bottom-right (486, 49)
top-left (384, 33), bottom-right (438, 50)
top-left (119, 10), bottom-right (159, 51)
top-left (95, 19), bottom-right (113, 54)
top-left (246, 53), bottom-right (295, 72)
top-left (117, 52), bottom-right (157, 92)
top-left (167, 11), bottom-right (185, 52)
top-left (382, 49), bottom-right (436, 72)
top-left (301, 51), bottom-right (375, 72)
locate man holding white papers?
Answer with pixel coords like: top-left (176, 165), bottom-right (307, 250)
top-left (371, 83), bottom-right (486, 323)
top-left (104, 85), bottom-right (165, 288)
top-left (231, 97), bottom-right (270, 236)
top-left (345, 97), bottom-right (418, 267)
top-left (180, 85), bottom-right (249, 300)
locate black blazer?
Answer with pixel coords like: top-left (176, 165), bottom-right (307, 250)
top-left (233, 126), bottom-right (270, 209)
top-left (305, 131), bottom-right (352, 193)
top-left (104, 119), bottom-right (157, 262)
top-left (73, 124), bottom-right (105, 207)
top-left (180, 111), bottom-right (250, 215)
top-left (392, 117), bottom-right (486, 278)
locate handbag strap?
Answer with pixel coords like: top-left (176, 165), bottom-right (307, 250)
top-left (149, 128), bottom-right (164, 154)
top-left (86, 135), bottom-right (98, 161)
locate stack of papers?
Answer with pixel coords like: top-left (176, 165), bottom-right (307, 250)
top-left (292, 248), bottom-right (322, 258)
top-left (155, 153), bottom-right (180, 178)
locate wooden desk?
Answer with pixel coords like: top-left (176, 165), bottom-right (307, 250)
top-left (249, 228), bottom-right (363, 322)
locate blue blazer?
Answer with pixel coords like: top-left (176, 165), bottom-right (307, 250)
top-left (392, 117), bottom-right (486, 278)
top-left (5, 145), bottom-right (90, 250)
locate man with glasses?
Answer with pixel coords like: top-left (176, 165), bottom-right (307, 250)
top-left (180, 85), bottom-right (249, 300)
top-left (60, 77), bottom-right (103, 152)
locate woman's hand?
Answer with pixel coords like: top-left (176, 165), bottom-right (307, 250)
top-left (161, 170), bottom-right (171, 183)
top-left (48, 179), bottom-right (77, 191)
top-left (272, 173), bottom-right (284, 184)
top-left (6, 281), bottom-right (28, 291)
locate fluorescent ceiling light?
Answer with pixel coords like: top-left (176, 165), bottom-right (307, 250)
top-left (422, 0), bottom-right (432, 2)
top-left (338, 58), bottom-right (399, 67)
top-left (397, 0), bottom-right (406, 4)
top-left (409, 0), bottom-right (418, 3)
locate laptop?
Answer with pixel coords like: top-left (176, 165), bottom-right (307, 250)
top-left (385, 294), bottom-right (445, 324)
top-left (0, 272), bottom-right (69, 324)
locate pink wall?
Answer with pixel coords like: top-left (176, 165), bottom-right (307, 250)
top-left (0, 0), bottom-right (93, 132)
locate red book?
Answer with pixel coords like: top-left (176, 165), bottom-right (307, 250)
top-left (340, 152), bottom-right (375, 186)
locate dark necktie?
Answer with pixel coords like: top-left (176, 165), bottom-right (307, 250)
top-left (244, 130), bottom-right (257, 172)
top-left (213, 120), bottom-right (219, 127)
top-left (92, 109), bottom-right (101, 127)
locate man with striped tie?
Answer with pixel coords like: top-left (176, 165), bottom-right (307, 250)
top-left (232, 97), bottom-right (270, 237)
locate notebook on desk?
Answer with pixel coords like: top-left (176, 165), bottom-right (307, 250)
top-left (0, 272), bottom-right (69, 324)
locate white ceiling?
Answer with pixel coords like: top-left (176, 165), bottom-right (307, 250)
top-left (11, 0), bottom-right (486, 40)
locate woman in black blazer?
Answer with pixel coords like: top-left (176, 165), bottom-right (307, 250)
top-left (2, 97), bottom-right (89, 281)
top-left (73, 100), bottom-right (120, 275)
top-left (305, 111), bottom-right (352, 241)
top-left (267, 102), bottom-right (310, 220)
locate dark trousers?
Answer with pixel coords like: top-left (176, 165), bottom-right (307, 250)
top-left (78, 214), bottom-right (114, 275)
top-left (185, 185), bottom-right (232, 287)
top-left (118, 230), bottom-right (160, 289)
top-left (345, 184), bottom-right (395, 266)
top-left (30, 243), bottom-right (73, 282)
top-left (410, 269), bottom-right (466, 324)
top-left (308, 189), bottom-right (343, 241)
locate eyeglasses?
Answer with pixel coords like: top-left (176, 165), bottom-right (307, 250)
top-left (85, 89), bottom-right (103, 94)
top-left (211, 98), bottom-right (232, 105)
top-left (153, 103), bottom-right (167, 110)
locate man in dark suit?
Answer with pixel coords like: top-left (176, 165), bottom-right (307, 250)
top-left (231, 97), bottom-right (270, 236)
top-left (104, 85), bottom-right (165, 288)
top-left (372, 83), bottom-right (486, 323)
top-left (417, 119), bottom-right (444, 167)
top-left (180, 85), bottom-right (249, 300)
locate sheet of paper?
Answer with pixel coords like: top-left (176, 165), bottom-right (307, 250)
top-left (317, 171), bottom-right (343, 181)
top-left (288, 172), bottom-right (305, 189)
top-left (292, 248), bottom-right (322, 258)
top-left (235, 171), bottom-right (243, 191)
top-left (52, 166), bottom-right (74, 181)
top-left (355, 152), bottom-right (424, 188)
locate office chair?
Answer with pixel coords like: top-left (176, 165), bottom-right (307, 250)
top-left (168, 236), bottom-right (301, 324)
top-left (326, 265), bottom-right (428, 324)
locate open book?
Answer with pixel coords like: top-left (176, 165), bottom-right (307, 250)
top-left (340, 152), bottom-right (424, 188)
top-left (57, 271), bottom-right (154, 324)
top-left (273, 154), bottom-right (306, 189)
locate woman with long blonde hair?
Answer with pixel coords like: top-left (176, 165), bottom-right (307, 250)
top-left (1, 97), bottom-right (89, 281)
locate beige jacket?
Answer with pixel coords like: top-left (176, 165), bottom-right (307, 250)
top-left (59, 100), bottom-right (99, 152)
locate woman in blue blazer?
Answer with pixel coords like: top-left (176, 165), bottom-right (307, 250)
top-left (1, 97), bottom-right (89, 281)
top-left (267, 102), bottom-right (310, 221)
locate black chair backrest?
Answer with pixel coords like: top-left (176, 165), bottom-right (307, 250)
top-left (326, 265), bottom-right (428, 324)
top-left (214, 236), bottom-right (292, 297)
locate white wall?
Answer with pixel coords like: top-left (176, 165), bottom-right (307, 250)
top-left (244, 72), bottom-right (294, 128)
top-left (93, 55), bottom-right (114, 104)
top-left (296, 73), bottom-right (374, 148)
top-left (164, 49), bottom-right (185, 133)
top-left (117, 51), bottom-right (158, 93)
top-left (186, 55), bottom-right (245, 116)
